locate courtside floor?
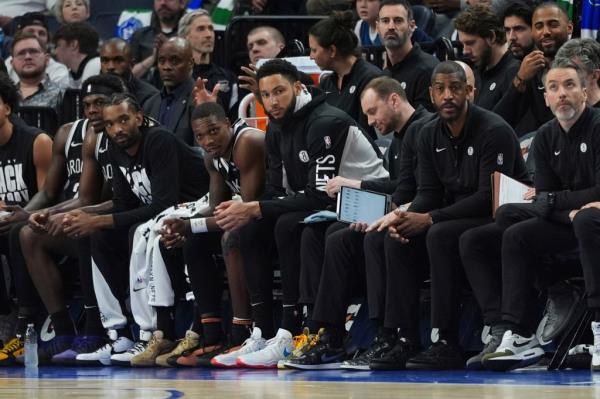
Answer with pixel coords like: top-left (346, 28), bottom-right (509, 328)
top-left (0, 366), bottom-right (599, 398)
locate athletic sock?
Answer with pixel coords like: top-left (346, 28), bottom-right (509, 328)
top-left (201, 314), bottom-right (223, 346)
top-left (251, 302), bottom-right (274, 339)
top-left (281, 304), bottom-right (302, 335)
top-left (156, 306), bottom-right (176, 341)
top-left (83, 306), bottom-right (105, 336)
top-left (231, 318), bottom-right (252, 346)
top-left (50, 308), bottom-right (75, 336)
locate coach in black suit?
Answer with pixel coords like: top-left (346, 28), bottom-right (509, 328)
top-left (143, 37), bottom-right (196, 146)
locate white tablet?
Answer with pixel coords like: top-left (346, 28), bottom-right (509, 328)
top-left (336, 186), bottom-right (390, 225)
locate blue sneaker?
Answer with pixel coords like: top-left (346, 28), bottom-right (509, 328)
top-left (38, 335), bottom-right (75, 365)
top-left (52, 336), bottom-right (108, 366)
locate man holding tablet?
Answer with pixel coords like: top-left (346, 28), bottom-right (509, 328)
top-left (363, 61), bottom-right (528, 371)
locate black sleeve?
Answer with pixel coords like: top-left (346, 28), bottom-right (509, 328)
top-left (109, 156), bottom-right (141, 215)
top-left (552, 127), bottom-right (600, 212)
top-left (112, 132), bottom-right (181, 227)
top-left (408, 129), bottom-right (445, 213)
top-left (260, 127), bottom-right (287, 201)
top-left (259, 116), bottom-right (350, 218)
top-left (412, 70), bottom-right (435, 112)
top-left (390, 127), bottom-right (419, 206)
top-left (492, 80), bottom-right (529, 127)
top-left (361, 177), bottom-right (396, 195)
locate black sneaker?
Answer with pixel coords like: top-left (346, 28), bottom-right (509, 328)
top-left (340, 334), bottom-right (395, 371)
top-left (369, 337), bottom-right (419, 370)
top-left (284, 328), bottom-right (345, 370)
top-left (537, 281), bottom-right (580, 343)
top-left (466, 326), bottom-right (506, 370)
top-left (38, 335), bottom-right (76, 366)
top-left (405, 340), bottom-right (464, 370)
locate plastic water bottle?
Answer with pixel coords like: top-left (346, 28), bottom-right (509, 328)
top-left (24, 324), bottom-right (38, 369)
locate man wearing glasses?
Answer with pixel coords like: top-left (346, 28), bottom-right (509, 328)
top-left (11, 31), bottom-right (63, 111)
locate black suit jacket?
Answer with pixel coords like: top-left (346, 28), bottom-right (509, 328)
top-left (142, 78), bottom-right (196, 146)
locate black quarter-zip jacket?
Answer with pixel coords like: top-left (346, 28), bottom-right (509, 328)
top-left (409, 104), bottom-right (528, 222)
top-left (533, 106), bottom-right (600, 223)
top-left (260, 89), bottom-right (388, 218)
top-left (475, 51), bottom-right (521, 111)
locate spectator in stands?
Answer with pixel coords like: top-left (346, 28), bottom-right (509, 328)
top-left (454, 4), bottom-right (520, 111)
top-left (210, 59), bottom-right (387, 369)
top-left (355, 0), bottom-right (382, 47)
top-left (53, 22), bottom-right (100, 89)
top-left (54, 0), bottom-right (90, 25)
top-left (361, 61), bottom-right (526, 371)
top-left (17, 75), bottom-right (130, 366)
top-left (0, 0), bottom-right (56, 29)
top-left (130, 0), bottom-right (187, 83)
top-left (143, 37), bottom-right (198, 146)
top-left (11, 32), bottom-right (63, 110)
top-left (493, 2), bottom-right (572, 131)
top-left (461, 58), bottom-right (600, 372)
top-left (556, 39), bottom-right (600, 109)
top-left (179, 10), bottom-right (238, 116)
top-left (0, 74), bottom-right (52, 334)
top-left (283, 76), bottom-right (432, 370)
top-left (377, 0), bottom-right (438, 111)
top-left (100, 38), bottom-right (159, 108)
top-left (502, 0), bottom-right (534, 61)
top-left (56, 94), bottom-right (209, 367)
top-left (4, 12), bottom-right (70, 89)
top-left (247, 26), bottom-right (285, 65)
top-left (309, 11), bottom-right (382, 138)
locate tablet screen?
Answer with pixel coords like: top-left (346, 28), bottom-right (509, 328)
top-left (336, 186), bottom-right (389, 225)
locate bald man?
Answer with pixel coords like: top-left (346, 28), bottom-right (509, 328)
top-left (142, 37), bottom-right (197, 146)
top-left (455, 60), bottom-right (476, 102)
top-left (100, 38), bottom-right (158, 108)
top-left (247, 26), bottom-right (285, 65)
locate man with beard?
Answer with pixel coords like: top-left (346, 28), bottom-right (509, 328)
top-left (100, 38), bottom-right (159, 109)
top-left (461, 59), bottom-right (600, 372)
top-left (5, 12), bottom-right (70, 89)
top-left (377, 0), bottom-right (438, 111)
top-left (502, 1), bottom-right (535, 61)
top-left (143, 37), bottom-right (197, 146)
top-left (556, 39), bottom-right (600, 109)
top-left (11, 32), bottom-right (63, 111)
top-left (16, 75), bottom-right (129, 366)
top-left (454, 4), bottom-right (520, 111)
top-left (58, 94), bottom-right (209, 366)
top-left (350, 61), bottom-right (527, 371)
top-left (179, 10), bottom-right (238, 117)
top-left (131, 0), bottom-right (187, 84)
top-left (494, 2), bottom-right (572, 130)
top-left (209, 59), bottom-right (387, 369)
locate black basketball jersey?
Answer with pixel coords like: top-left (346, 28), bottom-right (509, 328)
top-left (212, 119), bottom-right (252, 196)
top-left (63, 119), bottom-right (88, 200)
top-left (0, 123), bottom-right (42, 206)
top-left (94, 131), bottom-right (113, 183)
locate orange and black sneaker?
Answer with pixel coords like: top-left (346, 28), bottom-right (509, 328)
top-left (0, 337), bottom-right (24, 366)
top-left (174, 342), bottom-right (223, 367)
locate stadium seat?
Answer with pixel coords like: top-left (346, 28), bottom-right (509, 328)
top-left (412, 5), bottom-right (436, 38)
top-left (17, 106), bottom-right (59, 136)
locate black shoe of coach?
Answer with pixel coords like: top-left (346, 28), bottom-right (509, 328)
top-left (405, 340), bottom-right (464, 371)
top-left (369, 337), bottom-right (419, 371)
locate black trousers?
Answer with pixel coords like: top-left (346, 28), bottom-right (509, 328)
top-left (310, 223), bottom-right (366, 326)
top-left (299, 221), bottom-right (347, 305)
top-left (461, 203), bottom-right (579, 333)
top-left (239, 211), bottom-right (312, 308)
top-left (572, 207), bottom-right (600, 309)
top-left (159, 232), bottom-right (223, 316)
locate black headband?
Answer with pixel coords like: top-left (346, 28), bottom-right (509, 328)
top-left (82, 83), bottom-right (115, 98)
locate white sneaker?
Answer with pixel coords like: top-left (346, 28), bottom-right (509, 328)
top-left (591, 321), bottom-right (600, 371)
top-left (482, 330), bottom-right (544, 371)
top-left (210, 327), bottom-right (266, 368)
top-left (237, 328), bottom-right (293, 369)
top-left (76, 336), bottom-right (135, 366)
top-left (111, 340), bottom-right (148, 366)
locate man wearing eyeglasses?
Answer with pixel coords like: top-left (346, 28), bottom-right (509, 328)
top-left (11, 31), bottom-right (63, 111)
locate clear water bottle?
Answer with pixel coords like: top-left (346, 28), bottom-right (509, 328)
top-left (24, 323), bottom-right (38, 369)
